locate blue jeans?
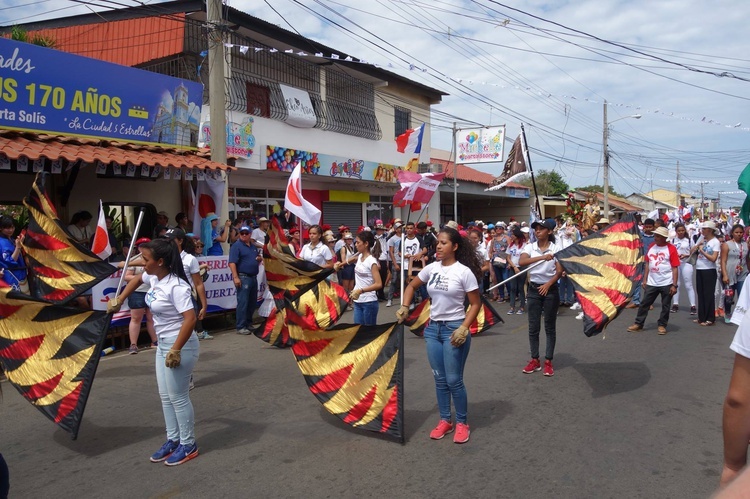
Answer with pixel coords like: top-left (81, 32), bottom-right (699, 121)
top-left (353, 300), bottom-right (379, 325)
top-left (155, 333), bottom-right (200, 446)
top-left (424, 319), bottom-right (471, 424)
top-left (492, 265), bottom-right (507, 299)
top-left (236, 274), bottom-right (258, 330)
top-left (509, 270), bottom-right (526, 310)
top-left (558, 275), bottom-right (575, 303)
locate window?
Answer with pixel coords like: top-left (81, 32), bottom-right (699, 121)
top-left (394, 107), bottom-right (411, 137)
top-left (229, 188), bottom-right (289, 227)
top-left (246, 83), bottom-right (271, 117)
top-left (366, 196), bottom-right (393, 227)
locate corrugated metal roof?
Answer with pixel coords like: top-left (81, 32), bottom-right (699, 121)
top-left (0, 130), bottom-right (233, 171)
top-left (432, 158), bottom-right (529, 189)
top-left (31, 15), bottom-right (186, 66)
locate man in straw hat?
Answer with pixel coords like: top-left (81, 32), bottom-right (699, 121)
top-left (627, 226), bottom-right (680, 335)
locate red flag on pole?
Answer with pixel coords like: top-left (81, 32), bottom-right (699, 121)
top-left (393, 171), bottom-right (445, 210)
top-left (90, 200), bottom-right (111, 260)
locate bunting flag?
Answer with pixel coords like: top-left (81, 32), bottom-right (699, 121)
top-left (0, 285), bottom-right (111, 439)
top-left (0, 173), bottom-right (116, 438)
top-left (290, 321), bottom-right (404, 442)
top-left (487, 134), bottom-right (529, 191)
top-left (403, 295), bottom-right (503, 337)
top-left (555, 214), bottom-right (644, 337)
top-left (23, 174), bottom-right (116, 303)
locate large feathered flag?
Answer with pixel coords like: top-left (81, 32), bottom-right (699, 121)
top-left (403, 295), bottom-right (503, 337)
top-left (290, 322), bottom-right (404, 442)
top-left (0, 173), bottom-right (115, 439)
top-left (487, 134), bottom-right (529, 191)
top-left (555, 214), bottom-right (644, 337)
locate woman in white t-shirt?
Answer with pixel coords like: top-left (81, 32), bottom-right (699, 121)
top-left (110, 239), bottom-right (200, 467)
top-left (519, 219), bottom-right (563, 377)
top-left (396, 227), bottom-right (482, 444)
top-left (165, 228), bottom-right (210, 339)
top-left (690, 221), bottom-right (721, 325)
top-left (336, 231), bottom-right (382, 325)
top-left (123, 238), bottom-right (157, 354)
top-left (299, 225), bottom-right (334, 269)
top-left (670, 223), bottom-right (697, 315)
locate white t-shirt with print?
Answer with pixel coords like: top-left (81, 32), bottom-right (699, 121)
top-left (507, 243), bottom-right (524, 267)
top-left (696, 237), bottom-right (721, 270)
top-left (300, 242), bottom-right (333, 267)
top-left (475, 243), bottom-right (489, 263)
top-left (354, 254), bottom-right (379, 303)
top-left (143, 273), bottom-right (194, 339)
top-left (645, 243), bottom-right (680, 287)
top-left (671, 236), bottom-right (692, 258)
top-left (522, 241), bottom-right (560, 284)
top-left (418, 261), bottom-right (479, 321)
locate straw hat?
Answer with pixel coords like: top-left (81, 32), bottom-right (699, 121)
top-left (653, 227), bottom-right (669, 238)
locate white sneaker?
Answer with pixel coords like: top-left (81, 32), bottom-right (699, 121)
top-left (570, 302), bottom-right (581, 310)
top-left (575, 312), bottom-right (584, 320)
top-left (386, 300), bottom-right (392, 307)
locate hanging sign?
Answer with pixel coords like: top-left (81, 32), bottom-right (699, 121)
top-left (279, 84), bottom-right (316, 128)
top-left (455, 126), bottom-right (506, 164)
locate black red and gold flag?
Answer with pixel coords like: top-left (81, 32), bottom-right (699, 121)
top-left (290, 321), bottom-right (404, 442)
top-left (403, 295), bottom-right (503, 337)
top-left (555, 214), bottom-right (644, 337)
top-left (254, 278), bottom-right (350, 348)
top-left (23, 173), bottom-right (115, 304)
top-left (0, 173), bottom-right (115, 439)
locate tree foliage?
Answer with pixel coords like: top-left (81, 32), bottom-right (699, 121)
top-left (518, 170), bottom-right (570, 196)
top-left (11, 26), bottom-right (56, 48)
top-left (575, 184), bottom-right (622, 197)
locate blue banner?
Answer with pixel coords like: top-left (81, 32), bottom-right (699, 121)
top-left (0, 38), bottom-right (203, 148)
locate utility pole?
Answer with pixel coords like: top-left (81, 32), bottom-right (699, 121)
top-left (700, 181), bottom-right (705, 220)
top-left (675, 160), bottom-right (680, 206)
top-left (452, 122), bottom-right (457, 223)
top-left (207, 0), bottom-right (227, 166)
top-left (602, 100), bottom-right (610, 220)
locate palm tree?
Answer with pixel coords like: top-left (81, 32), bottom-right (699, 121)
top-left (10, 26), bottom-right (56, 48)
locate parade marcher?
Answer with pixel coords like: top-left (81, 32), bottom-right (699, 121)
top-left (720, 224), bottom-right (749, 323)
top-left (123, 238), bottom-right (158, 354)
top-left (671, 222), bottom-right (697, 315)
top-left (374, 222), bottom-right (390, 301)
top-left (300, 224), bottom-right (334, 269)
top-left (520, 218), bottom-right (563, 377)
top-left (627, 227), bottom-right (679, 335)
top-left (108, 238), bottom-right (200, 466)
top-left (467, 228), bottom-right (490, 295)
top-left (396, 227), bottom-right (482, 444)
top-left (228, 226), bottom-right (263, 335)
top-left (336, 231), bottom-right (382, 325)
top-left (506, 227), bottom-right (527, 315)
top-left (557, 222), bottom-right (578, 307)
top-left (386, 222), bottom-right (404, 307)
top-left (67, 210), bottom-right (93, 247)
top-left (628, 218), bottom-right (656, 309)
top-left (165, 229), bottom-right (210, 340)
top-left (338, 232), bottom-right (357, 299)
top-left (488, 224), bottom-right (510, 302)
top-left (0, 216), bottom-right (27, 293)
top-left (691, 220), bottom-right (721, 326)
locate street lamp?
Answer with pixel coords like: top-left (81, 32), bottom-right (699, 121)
top-left (603, 99), bottom-right (641, 220)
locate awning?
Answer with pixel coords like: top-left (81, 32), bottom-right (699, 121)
top-left (0, 130), bottom-right (235, 173)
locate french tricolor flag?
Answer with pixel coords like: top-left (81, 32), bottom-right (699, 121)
top-left (395, 123), bottom-right (425, 155)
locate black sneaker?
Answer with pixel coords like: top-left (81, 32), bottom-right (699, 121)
top-left (690, 306), bottom-right (697, 316)
top-left (670, 305), bottom-right (679, 313)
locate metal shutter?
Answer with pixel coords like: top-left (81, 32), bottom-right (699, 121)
top-left (322, 202), bottom-right (363, 230)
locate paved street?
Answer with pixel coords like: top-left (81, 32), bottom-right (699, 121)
top-left (1, 298), bottom-right (736, 498)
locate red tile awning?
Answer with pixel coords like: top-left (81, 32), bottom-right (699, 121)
top-left (0, 130), bottom-right (234, 171)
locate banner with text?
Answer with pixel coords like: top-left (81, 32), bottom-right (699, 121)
top-left (456, 126), bottom-right (506, 164)
top-left (92, 256), bottom-right (267, 327)
top-left (0, 38), bottom-right (203, 148)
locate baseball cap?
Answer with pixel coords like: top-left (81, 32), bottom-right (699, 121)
top-left (135, 237), bottom-right (151, 246)
top-left (531, 219), bottom-right (556, 231)
top-left (165, 228), bottom-right (186, 240)
top-left (239, 226), bottom-right (251, 233)
top-left (394, 222), bottom-right (404, 229)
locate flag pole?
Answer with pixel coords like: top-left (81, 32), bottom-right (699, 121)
top-left (114, 209), bottom-right (145, 303)
top-left (487, 260), bottom-right (545, 292)
top-left (520, 123), bottom-right (542, 217)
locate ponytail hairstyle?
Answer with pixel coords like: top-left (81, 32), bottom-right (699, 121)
top-left (357, 230), bottom-right (381, 259)
top-left (141, 238), bottom-right (191, 286)
top-left (439, 227), bottom-right (482, 282)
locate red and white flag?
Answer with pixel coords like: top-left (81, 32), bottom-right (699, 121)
top-left (90, 200), bottom-right (112, 260)
top-left (285, 162), bottom-right (321, 225)
top-left (393, 171), bottom-right (445, 211)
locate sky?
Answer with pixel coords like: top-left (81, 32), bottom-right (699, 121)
top-left (2, 0), bottom-right (749, 206)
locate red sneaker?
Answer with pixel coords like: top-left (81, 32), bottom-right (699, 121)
top-left (522, 358), bottom-right (541, 374)
top-left (453, 423), bottom-right (470, 444)
top-left (429, 420), bottom-right (454, 440)
top-left (543, 359), bottom-right (554, 377)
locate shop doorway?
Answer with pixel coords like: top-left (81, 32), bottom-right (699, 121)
top-left (322, 202), bottom-right (363, 230)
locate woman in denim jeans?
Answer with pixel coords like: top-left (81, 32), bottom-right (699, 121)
top-left (397, 227), bottom-right (482, 444)
top-left (520, 219), bottom-right (563, 377)
top-left (336, 231), bottom-right (383, 325)
top-left (109, 238), bottom-right (200, 466)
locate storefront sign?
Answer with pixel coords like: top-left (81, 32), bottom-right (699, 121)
top-left (266, 145), bottom-right (402, 183)
top-left (508, 187), bottom-right (530, 198)
top-left (279, 84), bottom-right (316, 128)
top-left (199, 117), bottom-right (255, 158)
top-left (0, 38), bottom-right (203, 148)
top-left (92, 256), bottom-right (267, 326)
top-left (456, 126), bottom-right (506, 164)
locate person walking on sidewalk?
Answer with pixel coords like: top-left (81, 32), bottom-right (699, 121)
top-left (108, 238), bottom-right (200, 466)
top-left (627, 227), bottom-right (680, 335)
top-left (520, 219), bottom-right (563, 377)
top-left (396, 227), bottom-right (481, 444)
top-left (228, 226), bottom-right (263, 335)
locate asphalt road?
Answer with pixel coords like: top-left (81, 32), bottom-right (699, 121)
top-left (0, 296), bottom-right (736, 498)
